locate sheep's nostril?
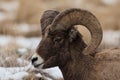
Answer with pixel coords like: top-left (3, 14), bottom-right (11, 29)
top-left (31, 57), bottom-right (38, 63)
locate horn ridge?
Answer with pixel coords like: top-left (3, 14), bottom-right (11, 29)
top-left (50, 8), bottom-right (103, 55)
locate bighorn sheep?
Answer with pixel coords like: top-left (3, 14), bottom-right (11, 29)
top-left (31, 8), bottom-right (120, 80)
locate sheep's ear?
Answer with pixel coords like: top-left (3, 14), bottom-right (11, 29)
top-left (69, 28), bottom-right (78, 42)
top-left (40, 10), bottom-right (59, 35)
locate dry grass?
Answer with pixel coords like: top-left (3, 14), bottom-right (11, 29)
top-left (0, 20), bottom-right (41, 37)
top-left (0, 44), bottom-right (33, 67)
top-left (0, 0), bottom-right (120, 36)
top-left (16, 0), bottom-right (120, 29)
top-left (16, 0), bottom-right (46, 24)
top-left (0, 0), bottom-right (13, 1)
top-left (0, 51), bottom-right (19, 67)
top-left (23, 73), bottom-right (41, 80)
top-left (0, 0), bottom-right (120, 37)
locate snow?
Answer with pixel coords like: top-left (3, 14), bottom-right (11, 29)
top-left (17, 58), bottom-right (29, 65)
top-left (43, 67), bottom-right (63, 79)
top-left (17, 48), bottom-right (28, 55)
top-left (0, 71), bottom-right (29, 80)
top-left (11, 72), bottom-right (28, 80)
top-left (16, 37), bottom-right (41, 49)
top-left (35, 73), bottom-right (42, 78)
top-left (0, 35), bottom-right (41, 49)
top-left (16, 23), bottom-right (39, 33)
top-left (102, 0), bottom-right (118, 5)
top-left (0, 63), bottom-right (63, 80)
top-left (102, 30), bottom-right (120, 47)
top-left (0, 35), bottom-right (12, 46)
top-left (0, 12), bottom-right (6, 21)
top-left (0, 63), bottom-right (32, 80)
top-left (0, 63), bottom-right (32, 74)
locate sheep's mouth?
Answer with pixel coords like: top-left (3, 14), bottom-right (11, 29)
top-left (34, 63), bottom-right (44, 68)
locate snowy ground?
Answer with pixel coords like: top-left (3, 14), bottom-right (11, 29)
top-left (0, 63), bottom-right (63, 80)
top-left (101, 30), bottom-right (120, 48)
top-left (0, 35), bottom-right (40, 49)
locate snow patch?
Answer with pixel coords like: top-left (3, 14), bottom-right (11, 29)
top-left (0, 63), bottom-right (63, 80)
top-left (10, 71), bottom-right (29, 80)
top-left (16, 37), bottom-right (41, 49)
top-left (102, 30), bottom-right (120, 47)
top-left (0, 35), bottom-right (12, 46)
top-left (16, 23), bottom-right (39, 33)
top-left (17, 48), bottom-right (27, 55)
top-left (43, 67), bottom-right (63, 79)
top-left (17, 58), bottom-right (29, 65)
top-left (0, 35), bottom-right (41, 49)
top-left (0, 12), bottom-right (6, 21)
top-left (102, 0), bottom-right (118, 5)
top-left (0, 63), bottom-right (32, 80)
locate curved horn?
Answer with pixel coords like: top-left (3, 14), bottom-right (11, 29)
top-left (40, 10), bottom-right (59, 35)
top-left (50, 8), bottom-right (103, 55)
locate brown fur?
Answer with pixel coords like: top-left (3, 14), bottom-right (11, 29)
top-left (40, 10), bottom-right (59, 35)
top-left (36, 9), bottom-right (120, 80)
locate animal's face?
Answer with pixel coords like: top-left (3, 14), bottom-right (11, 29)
top-left (31, 28), bottom-right (70, 69)
top-left (31, 26), bottom-right (79, 69)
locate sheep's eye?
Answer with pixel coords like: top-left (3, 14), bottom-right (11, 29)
top-left (53, 37), bottom-right (63, 43)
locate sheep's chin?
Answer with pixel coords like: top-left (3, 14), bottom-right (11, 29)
top-left (34, 63), bottom-right (44, 69)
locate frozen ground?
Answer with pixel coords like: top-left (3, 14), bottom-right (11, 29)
top-left (102, 0), bottom-right (118, 5)
top-left (0, 63), bottom-right (63, 80)
top-left (101, 30), bottom-right (120, 48)
top-left (0, 35), bottom-right (40, 49)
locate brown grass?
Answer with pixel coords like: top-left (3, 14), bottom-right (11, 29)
top-left (16, 0), bottom-right (47, 24)
top-left (0, 20), bottom-right (41, 37)
top-left (23, 73), bottom-right (41, 80)
top-left (0, 0), bottom-right (120, 36)
top-left (0, 0), bottom-right (13, 1)
top-left (0, 49), bottom-right (21, 67)
top-left (16, 0), bottom-right (120, 30)
top-left (0, 44), bottom-right (34, 67)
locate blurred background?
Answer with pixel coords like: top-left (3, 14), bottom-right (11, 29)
top-left (0, 0), bottom-right (119, 79)
top-left (0, 0), bottom-right (120, 67)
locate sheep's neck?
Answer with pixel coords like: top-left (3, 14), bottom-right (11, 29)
top-left (59, 56), bottom-right (94, 80)
top-left (59, 34), bottom-right (94, 80)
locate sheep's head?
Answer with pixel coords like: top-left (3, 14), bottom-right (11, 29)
top-left (31, 9), bottom-right (103, 69)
